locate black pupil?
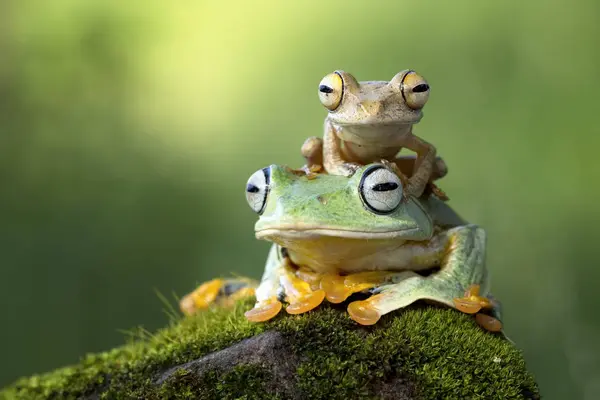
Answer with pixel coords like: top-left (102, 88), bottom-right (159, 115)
top-left (412, 84), bottom-right (429, 93)
top-left (319, 85), bottom-right (334, 94)
top-left (246, 184), bottom-right (260, 193)
top-left (372, 182), bottom-right (399, 192)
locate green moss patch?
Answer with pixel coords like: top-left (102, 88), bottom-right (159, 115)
top-left (0, 300), bottom-right (539, 399)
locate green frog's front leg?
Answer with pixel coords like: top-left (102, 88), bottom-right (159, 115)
top-left (343, 224), bottom-right (500, 330)
top-left (244, 244), bottom-right (326, 322)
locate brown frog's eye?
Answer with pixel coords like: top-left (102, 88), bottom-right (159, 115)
top-left (318, 72), bottom-right (343, 111)
top-left (400, 71), bottom-right (430, 110)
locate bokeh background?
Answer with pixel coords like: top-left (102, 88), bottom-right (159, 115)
top-left (1, 0), bottom-right (599, 398)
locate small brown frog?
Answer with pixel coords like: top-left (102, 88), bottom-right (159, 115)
top-left (303, 70), bottom-right (440, 198)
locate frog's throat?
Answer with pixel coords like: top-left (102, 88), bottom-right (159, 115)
top-left (333, 123), bottom-right (418, 146)
top-left (255, 226), bottom-right (425, 241)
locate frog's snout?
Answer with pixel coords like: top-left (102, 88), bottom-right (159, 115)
top-left (359, 100), bottom-right (383, 116)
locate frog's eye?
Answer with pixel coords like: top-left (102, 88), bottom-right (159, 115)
top-left (359, 165), bottom-right (403, 214)
top-left (245, 167), bottom-right (270, 214)
top-left (400, 71), bottom-right (430, 110)
top-left (318, 72), bottom-right (343, 111)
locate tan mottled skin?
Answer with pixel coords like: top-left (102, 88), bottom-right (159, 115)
top-left (305, 70), bottom-right (439, 198)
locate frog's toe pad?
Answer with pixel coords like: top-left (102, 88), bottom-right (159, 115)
top-left (348, 300), bottom-right (381, 326)
top-left (286, 289), bottom-right (326, 314)
top-left (475, 313), bottom-right (503, 332)
top-left (245, 301), bottom-right (283, 322)
top-left (453, 298), bottom-right (483, 314)
top-left (320, 275), bottom-right (351, 304)
top-left (179, 295), bottom-right (198, 316)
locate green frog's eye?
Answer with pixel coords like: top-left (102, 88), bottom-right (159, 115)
top-left (397, 70), bottom-right (430, 110)
top-left (318, 72), bottom-right (343, 111)
top-left (245, 167), bottom-right (270, 214)
top-left (359, 165), bottom-right (403, 214)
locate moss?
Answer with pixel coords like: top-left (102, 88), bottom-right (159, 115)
top-left (0, 299), bottom-right (539, 400)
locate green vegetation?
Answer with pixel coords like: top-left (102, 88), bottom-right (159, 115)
top-left (1, 300), bottom-right (539, 399)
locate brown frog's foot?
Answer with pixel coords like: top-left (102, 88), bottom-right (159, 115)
top-left (427, 183), bottom-right (450, 201)
top-left (453, 284), bottom-right (493, 314)
top-left (244, 297), bottom-right (283, 322)
top-left (320, 271), bottom-right (401, 304)
top-left (335, 162), bottom-right (361, 177)
top-left (288, 164), bottom-right (323, 180)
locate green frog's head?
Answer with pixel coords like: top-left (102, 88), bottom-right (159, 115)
top-left (245, 164), bottom-right (434, 248)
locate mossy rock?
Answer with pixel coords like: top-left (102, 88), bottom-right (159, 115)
top-left (0, 299), bottom-right (539, 399)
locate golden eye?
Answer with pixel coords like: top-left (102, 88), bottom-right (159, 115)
top-left (400, 71), bottom-right (430, 110)
top-left (318, 72), bottom-right (343, 111)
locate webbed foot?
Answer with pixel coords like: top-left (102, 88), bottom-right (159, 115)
top-left (452, 284), bottom-right (493, 314)
top-left (347, 300), bottom-right (382, 326)
top-left (244, 298), bottom-right (283, 322)
top-left (245, 246), bottom-right (326, 323)
top-left (475, 313), bottom-right (503, 332)
top-left (280, 262), bottom-right (326, 315)
top-left (180, 278), bottom-right (257, 316)
top-left (326, 162), bottom-right (361, 177)
top-left (320, 271), bottom-right (400, 304)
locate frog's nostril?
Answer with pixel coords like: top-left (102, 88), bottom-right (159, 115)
top-left (360, 101), bottom-right (382, 115)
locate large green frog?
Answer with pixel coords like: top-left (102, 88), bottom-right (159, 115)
top-left (181, 162), bottom-right (502, 332)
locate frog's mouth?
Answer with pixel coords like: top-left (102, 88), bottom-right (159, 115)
top-left (255, 225), bottom-right (421, 241)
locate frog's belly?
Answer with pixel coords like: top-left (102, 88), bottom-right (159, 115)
top-left (281, 236), bottom-right (444, 275)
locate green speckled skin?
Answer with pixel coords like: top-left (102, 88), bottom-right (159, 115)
top-left (251, 163), bottom-right (502, 324)
top-left (255, 164), bottom-right (432, 240)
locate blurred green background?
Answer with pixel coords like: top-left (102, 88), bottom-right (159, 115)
top-left (1, 0), bottom-right (599, 398)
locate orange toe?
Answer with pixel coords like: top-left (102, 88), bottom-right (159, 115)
top-left (475, 313), bottom-right (503, 332)
top-left (453, 298), bottom-right (483, 314)
top-left (286, 289), bottom-right (326, 314)
top-left (347, 300), bottom-right (381, 326)
top-left (244, 301), bottom-right (283, 322)
top-left (320, 274), bottom-right (351, 303)
top-left (179, 295), bottom-right (197, 316)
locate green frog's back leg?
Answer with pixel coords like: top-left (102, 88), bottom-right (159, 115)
top-left (180, 276), bottom-right (258, 316)
top-left (346, 224), bottom-right (501, 332)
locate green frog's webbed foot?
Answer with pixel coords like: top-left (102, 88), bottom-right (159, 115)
top-left (453, 284), bottom-right (503, 332)
top-left (320, 271), bottom-right (402, 304)
top-left (245, 246), bottom-right (326, 323)
top-left (453, 284), bottom-right (493, 314)
top-left (180, 277), bottom-right (257, 316)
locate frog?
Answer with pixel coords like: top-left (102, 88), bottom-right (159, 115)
top-left (238, 161), bottom-right (503, 332)
top-left (302, 69), bottom-right (438, 198)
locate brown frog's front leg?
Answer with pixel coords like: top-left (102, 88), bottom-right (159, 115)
top-left (322, 120), bottom-right (362, 177)
top-left (401, 132), bottom-right (437, 198)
